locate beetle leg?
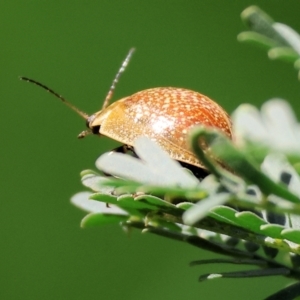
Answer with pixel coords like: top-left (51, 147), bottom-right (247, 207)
top-left (77, 129), bottom-right (92, 139)
top-left (109, 144), bottom-right (139, 158)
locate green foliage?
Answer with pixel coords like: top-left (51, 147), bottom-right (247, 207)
top-left (238, 5), bottom-right (300, 80)
top-left (71, 6), bottom-right (300, 299)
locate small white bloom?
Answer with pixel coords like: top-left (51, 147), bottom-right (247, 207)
top-left (232, 99), bottom-right (300, 153)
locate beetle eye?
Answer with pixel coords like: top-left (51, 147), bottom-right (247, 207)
top-left (91, 125), bottom-right (100, 134)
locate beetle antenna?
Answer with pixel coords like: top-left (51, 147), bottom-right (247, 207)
top-left (102, 48), bottom-right (135, 110)
top-left (19, 76), bottom-right (89, 120)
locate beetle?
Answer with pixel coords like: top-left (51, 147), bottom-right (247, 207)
top-left (20, 48), bottom-right (232, 172)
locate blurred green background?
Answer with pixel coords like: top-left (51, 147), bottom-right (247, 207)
top-left (1, 1), bottom-right (300, 299)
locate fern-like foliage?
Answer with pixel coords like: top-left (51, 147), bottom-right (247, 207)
top-left (71, 6), bottom-right (300, 299)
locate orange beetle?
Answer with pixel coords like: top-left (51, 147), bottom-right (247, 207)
top-left (21, 49), bottom-right (232, 170)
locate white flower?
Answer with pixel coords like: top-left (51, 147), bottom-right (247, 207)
top-left (232, 99), bottom-right (300, 153)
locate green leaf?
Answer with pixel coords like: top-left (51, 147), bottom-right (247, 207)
top-left (81, 173), bottom-right (116, 193)
top-left (268, 47), bottom-right (299, 63)
top-left (146, 215), bottom-right (182, 232)
top-left (89, 193), bottom-right (118, 204)
top-left (135, 194), bottom-right (177, 209)
top-left (96, 153), bottom-right (163, 184)
top-left (80, 169), bottom-right (100, 177)
top-left (96, 137), bottom-right (199, 188)
top-left (260, 224), bottom-right (285, 239)
top-left (183, 193), bottom-right (231, 225)
top-left (199, 268), bottom-right (289, 282)
top-left (89, 193), bottom-right (144, 217)
top-left (234, 211), bottom-right (268, 234)
top-left (190, 127), bottom-right (300, 204)
top-left (273, 23), bottom-right (300, 55)
top-left (265, 282), bottom-right (300, 300)
top-left (134, 137), bottom-right (200, 188)
top-left (176, 202), bottom-right (195, 210)
top-left (240, 6), bottom-right (288, 46)
top-left (209, 206), bottom-right (241, 226)
top-left (81, 213), bottom-right (129, 228)
top-left (281, 229), bottom-right (300, 243)
top-left (135, 185), bottom-right (208, 200)
top-left (294, 58), bottom-right (300, 70)
top-left (239, 6), bottom-right (300, 82)
top-left (237, 31), bottom-right (279, 50)
top-left (118, 194), bottom-right (158, 210)
top-left (71, 192), bottom-right (128, 215)
top-left (190, 258), bottom-right (267, 266)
